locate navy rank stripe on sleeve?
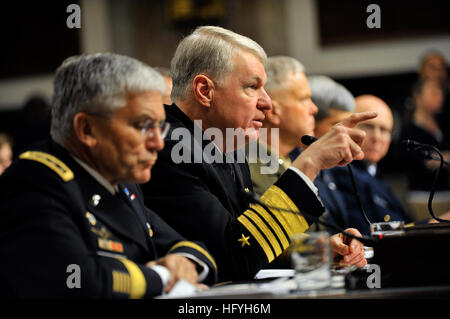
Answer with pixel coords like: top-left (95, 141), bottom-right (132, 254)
top-left (168, 241), bottom-right (217, 271)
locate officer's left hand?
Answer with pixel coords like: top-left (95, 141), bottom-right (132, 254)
top-left (330, 228), bottom-right (367, 268)
top-left (147, 254), bottom-right (199, 293)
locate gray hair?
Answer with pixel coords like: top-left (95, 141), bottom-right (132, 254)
top-left (419, 50), bottom-right (446, 70)
top-left (170, 26), bottom-right (267, 102)
top-left (308, 75), bottom-right (355, 121)
top-left (154, 66), bottom-right (171, 78)
top-left (50, 53), bottom-right (166, 144)
top-left (264, 56), bottom-right (305, 94)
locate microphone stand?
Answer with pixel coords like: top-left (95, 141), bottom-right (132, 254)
top-left (402, 140), bottom-right (450, 223)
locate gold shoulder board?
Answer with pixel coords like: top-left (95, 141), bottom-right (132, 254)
top-left (19, 151), bottom-right (74, 182)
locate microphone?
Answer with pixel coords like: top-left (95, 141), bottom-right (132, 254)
top-left (240, 189), bottom-right (378, 247)
top-left (401, 139), bottom-right (449, 166)
top-left (301, 135), bottom-right (318, 146)
top-left (401, 139), bottom-right (450, 223)
top-left (401, 139), bottom-right (422, 148)
top-left (301, 135), bottom-right (372, 226)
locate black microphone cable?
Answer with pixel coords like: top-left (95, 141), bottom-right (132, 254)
top-left (401, 139), bottom-right (450, 166)
top-left (402, 139), bottom-right (450, 223)
top-left (301, 135), bottom-right (372, 226)
top-left (241, 189), bottom-right (379, 247)
top-left (346, 164), bottom-right (372, 226)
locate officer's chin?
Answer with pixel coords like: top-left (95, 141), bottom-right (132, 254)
top-left (244, 127), bottom-right (260, 143)
top-left (136, 170), bottom-right (152, 184)
top-left (362, 149), bottom-right (379, 162)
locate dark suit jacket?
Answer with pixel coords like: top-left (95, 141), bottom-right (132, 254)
top-left (0, 140), bottom-right (217, 298)
top-left (328, 161), bottom-right (414, 236)
top-left (141, 104), bottom-right (325, 282)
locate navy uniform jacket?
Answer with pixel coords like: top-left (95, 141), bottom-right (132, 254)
top-left (314, 169), bottom-right (350, 235)
top-left (0, 140), bottom-right (217, 298)
top-left (141, 105), bottom-right (325, 282)
top-left (327, 161), bottom-right (414, 236)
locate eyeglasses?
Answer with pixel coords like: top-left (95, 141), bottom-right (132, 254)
top-left (140, 119), bottom-right (171, 139)
top-left (84, 111), bottom-right (170, 140)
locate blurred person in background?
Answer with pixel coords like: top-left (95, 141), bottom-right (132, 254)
top-left (401, 78), bottom-right (450, 216)
top-left (11, 95), bottom-right (51, 156)
top-left (419, 51), bottom-right (448, 89)
top-left (402, 79), bottom-right (450, 191)
top-left (311, 76), bottom-right (355, 140)
top-left (154, 67), bottom-right (173, 105)
top-left (308, 76), bottom-right (356, 234)
top-left (0, 133), bottom-right (13, 175)
top-left (405, 51), bottom-right (450, 141)
top-left (247, 56), bottom-right (318, 196)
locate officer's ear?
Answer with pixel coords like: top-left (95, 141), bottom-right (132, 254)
top-left (265, 99), bottom-right (282, 127)
top-left (192, 74), bottom-right (215, 108)
top-left (73, 112), bottom-right (98, 147)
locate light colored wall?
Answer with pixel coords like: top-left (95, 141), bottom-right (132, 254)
top-left (2, 0), bottom-right (450, 110)
top-left (284, 0), bottom-right (450, 78)
top-left (0, 75), bottom-right (54, 109)
top-left (80, 0), bottom-right (113, 54)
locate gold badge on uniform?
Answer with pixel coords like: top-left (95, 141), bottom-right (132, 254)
top-left (85, 211), bottom-right (97, 226)
top-left (238, 234), bottom-right (250, 247)
top-left (91, 226), bottom-right (113, 240)
top-left (146, 222), bottom-right (153, 237)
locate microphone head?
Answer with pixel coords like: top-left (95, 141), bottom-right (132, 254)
top-left (401, 139), bottom-right (422, 149)
top-left (401, 140), bottom-right (434, 159)
top-left (301, 135), bottom-right (318, 146)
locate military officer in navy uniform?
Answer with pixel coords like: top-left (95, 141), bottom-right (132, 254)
top-left (0, 53), bottom-right (217, 298)
top-left (142, 26), bottom-right (375, 282)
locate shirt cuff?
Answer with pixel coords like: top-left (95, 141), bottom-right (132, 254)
top-left (149, 265), bottom-right (171, 293)
top-left (173, 252), bottom-right (209, 282)
top-left (288, 166), bottom-right (319, 196)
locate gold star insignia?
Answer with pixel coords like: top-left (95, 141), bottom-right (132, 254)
top-left (238, 234), bottom-right (250, 247)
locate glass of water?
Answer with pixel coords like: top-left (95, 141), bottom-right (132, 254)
top-left (291, 231), bottom-right (331, 290)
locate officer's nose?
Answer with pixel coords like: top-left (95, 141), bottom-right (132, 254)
top-left (257, 87), bottom-right (272, 112)
top-left (146, 127), bottom-right (165, 152)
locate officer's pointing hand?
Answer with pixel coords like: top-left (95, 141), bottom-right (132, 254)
top-left (292, 111), bottom-right (378, 182)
